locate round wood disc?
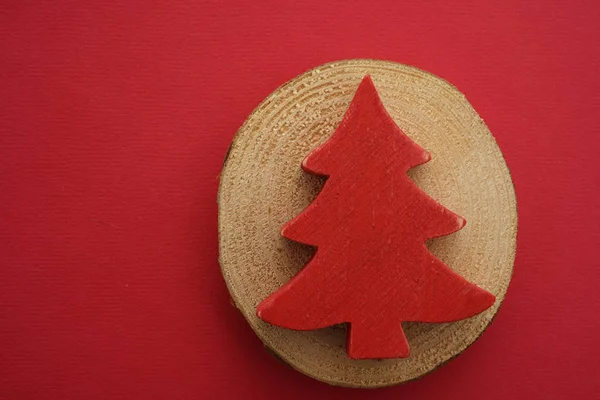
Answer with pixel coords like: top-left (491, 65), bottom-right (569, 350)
top-left (218, 59), bottom-right (517, 387)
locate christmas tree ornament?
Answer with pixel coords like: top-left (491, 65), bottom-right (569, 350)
top-left (218, 59), bottom-right (517, 387)
top-left (256, 75), bottom-right (496, 359)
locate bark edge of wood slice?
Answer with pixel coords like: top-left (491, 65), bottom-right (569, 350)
top-left (218, 59), bottom-right (518, 388)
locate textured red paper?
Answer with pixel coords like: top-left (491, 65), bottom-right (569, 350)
top-left (258, 76), bottom-right (495, 359)
top-left (1, 1), bottom-right (599, 399)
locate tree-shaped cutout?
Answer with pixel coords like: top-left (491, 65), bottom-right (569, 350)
top-left (257, 75), bottom-right (495, 359)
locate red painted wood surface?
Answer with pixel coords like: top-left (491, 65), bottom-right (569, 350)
top-left (2, 2), bottom-right (599, 398)
top-left (257, 76), bottom-right (496, 359)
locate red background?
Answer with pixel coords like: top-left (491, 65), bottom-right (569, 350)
top-left (1, 1), bottom-right (599, 399)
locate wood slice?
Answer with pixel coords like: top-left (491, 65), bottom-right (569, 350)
top-left (218, 59), bottom-right (517, 387)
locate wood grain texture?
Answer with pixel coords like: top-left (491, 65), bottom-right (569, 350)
top-left (218, 60), bottom-right (517, 387)
top-left (256, 75), bottom-right (496, 359)
top-left (2, 2), bottom-right (599, 398)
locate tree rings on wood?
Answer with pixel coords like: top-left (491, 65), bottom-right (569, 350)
top-left (218, 59), bottom-right (517, 387)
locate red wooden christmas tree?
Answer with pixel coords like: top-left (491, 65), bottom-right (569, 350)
top-left (257, 75), bottom-right (495, 359)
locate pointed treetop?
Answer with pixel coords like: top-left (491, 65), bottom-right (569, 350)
top-left (302, 75), bottom-right (431, 176)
